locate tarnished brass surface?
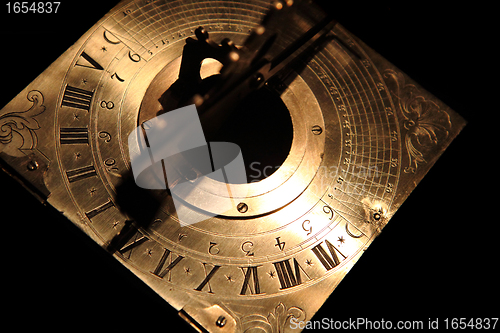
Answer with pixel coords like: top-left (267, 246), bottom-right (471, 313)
top-left (0, 1), bottom-right (482, 332)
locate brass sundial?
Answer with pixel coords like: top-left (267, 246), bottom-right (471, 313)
top-left (0, 0), bottom-right (483, 332)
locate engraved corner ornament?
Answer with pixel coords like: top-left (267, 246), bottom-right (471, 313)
top-left (0, 1), bottom-right (466, 332)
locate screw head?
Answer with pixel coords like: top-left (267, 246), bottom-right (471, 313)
top-left (27, 161), bottom-right (39, 171)
top-left (216, 316), bottom-right (227, 328)
top-left (237, 202), bottom-right (248, 213)
top-left (311, 125), bottom-right (323, 135)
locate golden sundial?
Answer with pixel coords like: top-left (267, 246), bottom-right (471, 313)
top-left (2, 1), bottom-right (493, 332)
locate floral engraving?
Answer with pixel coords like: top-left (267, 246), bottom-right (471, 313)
top-left (383, 69), bottom-right (451, 173)
top-left (268, 302), bottom-right (305, 332)
top-left (0, 90), bottom-right (46, 152)
top-left (241, 302), bottom-right (305, 333)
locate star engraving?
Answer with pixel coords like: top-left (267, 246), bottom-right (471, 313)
top-left (305, 259), bottom-right (313, 266)
top-left (145, 248), bottom-right (153, 257)
top-left (82, 78), bottom-right (88, 85)
top-left (225, 275), bottom-right (235, 282)
top-left (88, 187), bottom-right (97, 196)
top-left (268, 271), bottom-right (276, 278)
top-left (101, 46), bottom-right (107, 52)
top-left (112, 221), bottom-right (120, 229)
top-left (73, 113), bottom-right (80, 120)
top-left (184, 267), bottom-right (191, 275)
top-left (74, 152), bottom-right (82, 160)
top-left (338, 236), bottom-right (345, 245)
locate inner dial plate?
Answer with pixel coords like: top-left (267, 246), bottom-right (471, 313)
top-left (57, 0), bottom-right (399, 299)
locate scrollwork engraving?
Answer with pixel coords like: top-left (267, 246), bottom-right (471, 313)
top-left (0, 90), bottom-right (46, 153)
top-left (241, 302), bottom-right (306, 333)
top-left (383, 69), bottom-right (451, 173)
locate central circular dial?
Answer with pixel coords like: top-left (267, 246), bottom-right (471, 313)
top-left (133, 33), bottom-right (328, 221)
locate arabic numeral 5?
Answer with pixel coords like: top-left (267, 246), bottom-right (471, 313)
top-left (302, 220), bottom-right (312, 236)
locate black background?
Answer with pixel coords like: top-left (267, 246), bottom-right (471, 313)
top-left (0, 1), bottom-right (496, 331)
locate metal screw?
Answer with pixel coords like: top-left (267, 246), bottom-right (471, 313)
top-left (27, 161), bottom-right (39, 171)
top-left (237, 202), bottom-right (248, 213)
top-left (250, 73), bottom-right (264, 88)
top-left (216, 316), bottom-right (227, 328)
top-left (312, 125), bottom-right (323, 135)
